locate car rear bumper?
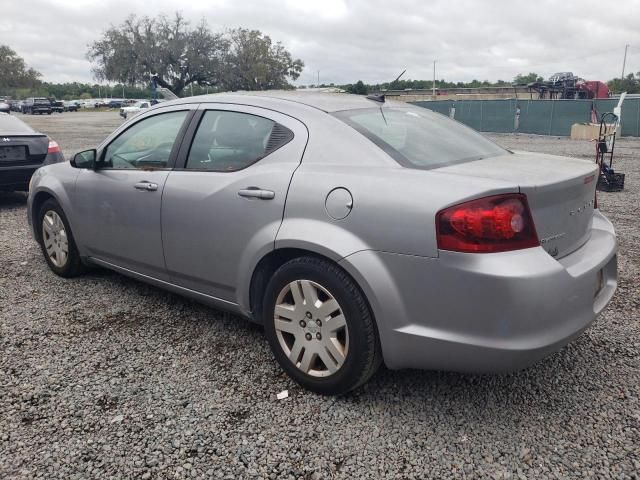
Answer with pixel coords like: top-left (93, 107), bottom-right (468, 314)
top-left (0, 166), bottom-right (38, 191)
top-left (340, 210), bottom-right (618, 372)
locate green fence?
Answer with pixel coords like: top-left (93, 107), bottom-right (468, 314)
top-left (412, 98), bottom-right (640, 137)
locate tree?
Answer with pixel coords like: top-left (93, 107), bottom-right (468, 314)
top-left (0, 45), bottom-right (41, 89)
top-left (607, 72), bottom-right (640, 94)
top-left (88, 13), bottom-right (229, 96)
top-left (513, 72), bottom-right (544, 84)
top-left (350, 80), bottom-right (368, 95)
top-left (88, 13), bottom-right (303, 95)
top-left (224, 28), bottom-right (304, 91)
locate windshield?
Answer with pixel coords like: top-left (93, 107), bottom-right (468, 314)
top-left (334, 107), bottom-right (507, 169)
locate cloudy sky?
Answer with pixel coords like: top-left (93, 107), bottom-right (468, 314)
top-left (2, 0), bottom-right (640, 86)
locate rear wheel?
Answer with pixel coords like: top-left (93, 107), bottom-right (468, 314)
top-left (263, 257), bottom-right (381, 395)
top-left (37, 199), bottom-right (85, 277)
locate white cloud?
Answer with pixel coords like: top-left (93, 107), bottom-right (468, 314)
top-left (2, 0), bottom-right (640, 85)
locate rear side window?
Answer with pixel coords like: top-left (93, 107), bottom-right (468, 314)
top-left (186, 110), bottom-right (293, 171)
top-left (334, 107), bottom-right (507, 169)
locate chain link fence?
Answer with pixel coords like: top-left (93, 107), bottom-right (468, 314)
top-left (411, 98), bottom-right (640, 137)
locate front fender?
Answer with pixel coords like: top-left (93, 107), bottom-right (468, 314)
top-left (28, 164), bottom-right (80, 245)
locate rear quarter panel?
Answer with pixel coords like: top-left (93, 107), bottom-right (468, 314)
top-left (277, 114), bottom-right (519, 259)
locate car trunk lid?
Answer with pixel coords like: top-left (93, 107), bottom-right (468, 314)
top-left (436, 151), bottom-right (599, 259)
top-left (0, 134), bottom-right (49, 165)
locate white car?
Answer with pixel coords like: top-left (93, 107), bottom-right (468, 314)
top-left (119, 101), bottom-right (151, 119)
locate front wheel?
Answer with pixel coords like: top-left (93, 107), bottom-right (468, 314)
top-left (37, 199), bottom-right (85, 277)
top-left (263, 257), bottom-right (381, 395)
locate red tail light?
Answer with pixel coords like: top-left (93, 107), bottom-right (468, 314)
top-left (47, 139), bottom-right (61, 154)
top-left (436, 194), bottom-right (539, 253)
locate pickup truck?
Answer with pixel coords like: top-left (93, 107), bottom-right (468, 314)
top-left (22, 98), bottom-right (52, 115)
top-left (119, 100), bottom-right (150, 119)
top-left (51, 100), bottom-right (65, 114)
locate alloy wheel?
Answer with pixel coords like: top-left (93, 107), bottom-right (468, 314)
top-left (42, 210), bottom-right (69, 267)
top-left (274, 280), bottom-right (349, 377)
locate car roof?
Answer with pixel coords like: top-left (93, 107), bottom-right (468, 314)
top-left (0, 113), bottom-right (38, 134)
top-left (163, 91), bottom-right (405, 113)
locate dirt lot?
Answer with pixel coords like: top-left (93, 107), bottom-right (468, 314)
top-left (1, 111), bottom-right (638, 479)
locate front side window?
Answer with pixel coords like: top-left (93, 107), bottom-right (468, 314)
top-left (102, 111), bottom-right (188, 170)
top-left (186, 110), bottom-right (292, 171)
top-left (334, 107), bottom-right (507, 169)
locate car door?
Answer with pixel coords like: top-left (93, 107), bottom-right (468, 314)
top-left (73, 105), bottom-right (195, 280)
top-left (161, 104), bottom-right (308, 302)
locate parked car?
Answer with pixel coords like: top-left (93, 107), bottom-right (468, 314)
top-left (27, 92), bottom-right (618, 395)
top-left (119, 100), bottom-right (150, 119)
top-left (0, 113), bottom-right (63, 191)
top-left (51, 100), bottom-right (65, 114)
top-left (108, 99), bottom-right (124, 109)
top-left (0, 100), bottom-right (10, 114)
top-left (11, 100), bottom-right (24, 113)
top-left (63, 101), bottom-right (79, 112)
top-left (94, 99), bottom-right (112, 108)
top-left (22, 97), bottom-right (52, 115)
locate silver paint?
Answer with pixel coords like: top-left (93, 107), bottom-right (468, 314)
top-left (27, 92), bottom-right (618, 374)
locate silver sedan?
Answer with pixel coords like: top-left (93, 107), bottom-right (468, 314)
top-left (27, 92), bottom-right (618, 395)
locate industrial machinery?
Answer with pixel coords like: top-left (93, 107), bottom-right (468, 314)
top-left (527, 72), bottom-right (610, 99)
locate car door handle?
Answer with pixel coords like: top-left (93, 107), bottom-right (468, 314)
top-left (238, 188), bottom-right (275, 200)
top-left (134, 181), bottom-right (158, 191)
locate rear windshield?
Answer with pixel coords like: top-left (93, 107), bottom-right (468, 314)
top-left (334, 107), bottom-right (507, 169)
top-left (0, 114), bottom-right (36, 133)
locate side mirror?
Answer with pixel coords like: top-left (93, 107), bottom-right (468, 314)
top-left (71, 149), bottom-right (97, 169)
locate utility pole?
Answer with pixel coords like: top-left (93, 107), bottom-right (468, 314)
top-left (317, 70), bottom-right (320, 86)
top-left (621, 44), bottom-right (630, 80)
top-left (122, 85), bottom-right (125, 99)
top-left (432, 60), bottom-right (436, 97)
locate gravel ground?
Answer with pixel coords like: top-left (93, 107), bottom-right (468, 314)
top-left (1, 112), bottom-right (638, 479)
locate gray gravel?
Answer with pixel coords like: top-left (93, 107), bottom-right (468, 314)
top-left (1, 112), bottom-right (639, 479)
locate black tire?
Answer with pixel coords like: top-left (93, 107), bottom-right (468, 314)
top-left (263, 257), bottom-right (381, 395)
top-left (37, 198), bottom-right (85, 277)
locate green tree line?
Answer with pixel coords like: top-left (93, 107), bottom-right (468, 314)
top-left (3, 34), bottom-right (639, 100)
top-left (0, 80), bottom-right (226, 101)
top-left (338, 72), bottom-right (639, 95)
